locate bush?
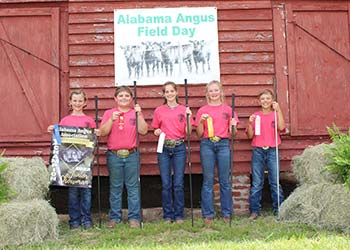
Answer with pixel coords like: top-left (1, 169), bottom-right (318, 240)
top-left (324, 124), bottom-right (350, 188)
top-left (0, 155), bottom-right (13, 203)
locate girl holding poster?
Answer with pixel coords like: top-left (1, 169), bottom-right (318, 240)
top-left (194, 80), bottom-right (239, 225)
top-left (47, 89), bottom-right (98, 230)
top-left (152, 81), bottom-right (193, 224)
top-left (100, 86), bottom-right (148, 229)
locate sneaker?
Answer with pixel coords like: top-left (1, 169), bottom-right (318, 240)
top-left (70, 224), bottom-right (80, 230)
top-left (129, 220), bottom-right (140, 228)
top-left (164, 219), bottom-right (172, 224)
top-left (249, 213), bottom-right (259, 220)
top-left (223, 217), bottom-right (231, 224)
top-left (204, 217), bottom-right (213, 226)
top-left (84, 224), bottom-right (93, 230)
top-left (107, 221), bottom-right (118, 229)
top-left (175, 219), bottom-right (184, 224)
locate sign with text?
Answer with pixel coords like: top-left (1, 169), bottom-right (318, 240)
top-left (48, 126), bottom-right (96, 188)
top-left (114, 7), bottom-right (220, 85)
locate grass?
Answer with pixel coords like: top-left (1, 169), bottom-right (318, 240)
top-left (3, 212), bottom-right (350, 250)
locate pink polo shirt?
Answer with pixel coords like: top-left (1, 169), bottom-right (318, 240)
top-left (250, 111), bottom-right (284, 147)
top-left (194, 104), bottom-right (239, 138)
top-left (152, 104), bottom-right (194, 139)
top-left (101, 107), bottom-right (143, 150)
top-left (59, 115), bottom-right (96, 128)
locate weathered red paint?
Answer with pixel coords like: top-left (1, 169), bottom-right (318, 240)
top-left (1, 0), bottom-right (348, 179)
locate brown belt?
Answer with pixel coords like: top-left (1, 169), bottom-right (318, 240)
top-left (110, 148), bottom-right (137, 158)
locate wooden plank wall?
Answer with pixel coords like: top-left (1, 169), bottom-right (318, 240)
top-left (1, 0), bottom-right (330, 177)
top-left (70, 0), bottom-right (284, 176)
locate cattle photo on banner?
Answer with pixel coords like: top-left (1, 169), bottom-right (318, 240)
top-left (114, 7), bottom-right (220, 85)
top-left (48, 125), bottom-right (97, 188)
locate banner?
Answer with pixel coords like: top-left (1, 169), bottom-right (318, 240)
top-left (48, 126), bottom-right (96, 188)
top-left (114, 7), bottom-right (220, 85)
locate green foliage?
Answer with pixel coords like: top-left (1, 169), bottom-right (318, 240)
top-left (0, 157), bottom-right (11, 203)
top-left (324, 124), bottom-right (350, 188)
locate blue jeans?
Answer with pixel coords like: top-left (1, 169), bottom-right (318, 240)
top-left (106, 150), bottom-right (140, 222)
top-left (249, 147), bottom-right (284, 214)
top-left (200, 138), bottom-right (232, 218)
top-left (158, 143), bottom-right (186, 221)
top-left (68, 187), bottom-right (92, 227)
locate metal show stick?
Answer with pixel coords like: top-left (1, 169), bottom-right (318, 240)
top-left (133, 80), bottom-right (143, 229)
top-left (184, 78), bottom-right (194, 227)
top-left (94, 96), bottom-right (102, 228)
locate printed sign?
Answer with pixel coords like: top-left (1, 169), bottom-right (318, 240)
top-left (48, 126), bottom-right (96, 188)
top-left (114, 7), bottom-right (220, 85)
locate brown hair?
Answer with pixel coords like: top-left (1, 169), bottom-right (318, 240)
top-left (162, 81), bottom-right (179, 104)
top-left (205, 80), bottom-right (225, 104)
top-left (114, 86), bottom-right (133, 97)
top-left (258, 89), bottom-right (275, 100)
top-left (69, 89), bottom-right (87, 101)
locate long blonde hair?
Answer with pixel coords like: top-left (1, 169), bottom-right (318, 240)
top-left (205, 80), bottom-right (225, 104)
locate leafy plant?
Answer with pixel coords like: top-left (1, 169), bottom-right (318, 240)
top-left (0, 161), bottom-right (10, 203)
top-left (0, 151), bottom-right (15, 203)
top-left (324, 124), bottom-right (350, 188)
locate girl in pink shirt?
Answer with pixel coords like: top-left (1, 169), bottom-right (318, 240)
top-left (194, 80), bottom-right (239, 225)
top-left (152, 81), bottom-right (193, 224)
top-left (100, 86), bottom-right (148, 229)
top-left (47, 89), bottom-right (98, 230)
top-left (246, 89), bottom-right (285, 220)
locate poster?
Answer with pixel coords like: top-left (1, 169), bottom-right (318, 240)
top-left (114, 7), bottom-right (220, 85)
top-left (48, 126), bottom-right (97, 188)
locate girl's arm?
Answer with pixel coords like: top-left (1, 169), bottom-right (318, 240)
top-left (99, 111), bottom-right (120, 136)
top-left (229, 118), bottom-right (238, 136)
top-left (135, 104), bottom-right (148, 135)
top-left (185, 107), bottom-right (193, 135)
top-left (273, 102), bottom-right (285, 131)
top-left (196, 113), bottom-right (208, 138)
top-left (246, 114), bottom-right (256, 139)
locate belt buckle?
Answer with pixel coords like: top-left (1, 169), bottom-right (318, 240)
top-left (262, 146), bottom-right (270, 150)
top-left (209, 136), bottom-right (221, 143)
top-left (165, 139), bottom-right (176, 148)
top-left (117, 149), bottom-right (130, 158)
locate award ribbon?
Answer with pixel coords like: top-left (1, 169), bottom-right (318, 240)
top-left (207, 117), bottom-right (214, 137)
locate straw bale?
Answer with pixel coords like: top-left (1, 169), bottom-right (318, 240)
top-left (0, 199), bottom-right (58, 247)
top-left (0, 157), bottom-right (49, 201)
top-left (279, 183), bottom-right (350, 232)
top-left (292, 143), bottom-right (337, 185)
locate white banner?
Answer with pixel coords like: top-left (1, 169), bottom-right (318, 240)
top-left (114, 7), bottom-right (220, 85)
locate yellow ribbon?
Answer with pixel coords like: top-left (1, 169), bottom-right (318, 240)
top-left (207, 117), bottom-right (214, 137)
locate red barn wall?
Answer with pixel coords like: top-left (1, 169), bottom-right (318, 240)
top-left (2, 0), bottom-right (348, 179)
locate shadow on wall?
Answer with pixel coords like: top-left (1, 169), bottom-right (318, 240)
top-left (48, 174), bottom-right (296, 214)
top-left (48, 175), bottom-right (203, 214)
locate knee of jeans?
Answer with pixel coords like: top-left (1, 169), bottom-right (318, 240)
top-left (173, 183), bottom-right (184, 191)
top-left (251, 179), bottom-right (264, 189)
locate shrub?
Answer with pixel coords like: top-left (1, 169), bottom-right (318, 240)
top-left (324, 124), bottom-right (350, 188)
top-left (0, 155), bottom-right (13, 203)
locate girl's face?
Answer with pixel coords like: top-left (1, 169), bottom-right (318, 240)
top-left (164, 85), bottom-right (177, 103)
top-left (115, 91), bottom-right (132, 107)
top-left (207, 83), bottom-right (222, 103)
top-left (70, 93), bottom-right (86, 112)
top-left (259, 93), bottom-right (273, 109)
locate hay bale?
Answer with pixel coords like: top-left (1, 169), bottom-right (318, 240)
top-left (0, 157), bottom-right (49, 201)
top-left (0, 199), bottom-right (58, 247)
top-left (279, 183), bottom-right (350, 232)
top-left (292, 143), bottom-right (337, 185)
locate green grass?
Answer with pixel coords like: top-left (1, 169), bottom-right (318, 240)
top-left (4, 212), bottom-right (350, 250)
